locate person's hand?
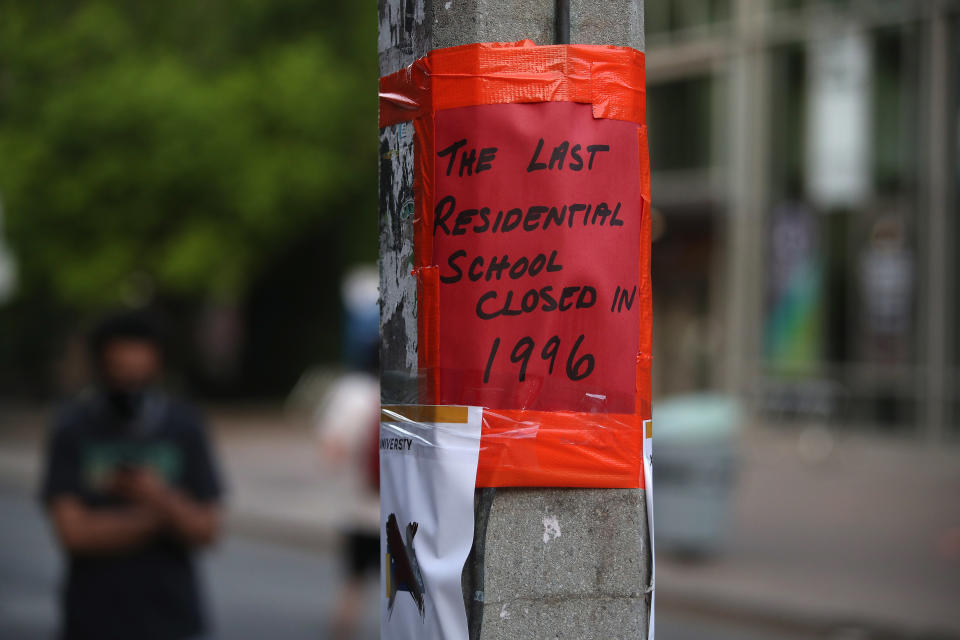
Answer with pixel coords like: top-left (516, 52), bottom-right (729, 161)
top-left (109, 467), bottom-right (220, 547)
top-left (110, 467), bottom-right (173, 512)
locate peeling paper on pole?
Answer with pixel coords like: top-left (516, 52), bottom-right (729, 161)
top-left (378, 41), bottom-right (653, 639)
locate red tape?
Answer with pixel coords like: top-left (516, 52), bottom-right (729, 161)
top-left (380, 41), bottom-right (646, 127)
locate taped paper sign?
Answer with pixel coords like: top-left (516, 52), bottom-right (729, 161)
top-left (434, 101), bottom-right (642, 413)
top-left (379, 405), bottom-right (482, 640)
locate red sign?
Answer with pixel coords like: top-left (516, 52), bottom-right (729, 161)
top-left (433, 101), bottom-right (643, 413)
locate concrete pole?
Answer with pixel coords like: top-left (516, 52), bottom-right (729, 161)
top-left (377, 2), bottom-right (651, 639)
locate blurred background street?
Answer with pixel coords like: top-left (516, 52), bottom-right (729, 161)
top-left (0, 478), bottom-right (823, 640)
top-left (2, 0), bottom-right (960, 638)
top-left (0, 406), bottom-right (957, 638)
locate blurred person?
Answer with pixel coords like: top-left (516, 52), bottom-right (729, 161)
top-left (315, 342), bottom-right (380, 640)
top-left (40, 310), bottom-right (224, 640)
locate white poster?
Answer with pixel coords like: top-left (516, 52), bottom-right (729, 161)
top-left (379, 405), bottom-right (483, 640)
top-left (643, 418), bottom-right (655, 640)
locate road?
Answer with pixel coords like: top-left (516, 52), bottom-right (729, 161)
top-left (0, 482), bottom-right (811, 640)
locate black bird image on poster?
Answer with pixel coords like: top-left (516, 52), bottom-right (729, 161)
top-left (385, 513), bottom-right (426, 619)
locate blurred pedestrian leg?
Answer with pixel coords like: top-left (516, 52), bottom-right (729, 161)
top-left (315, 338), bottom-right (380, 639)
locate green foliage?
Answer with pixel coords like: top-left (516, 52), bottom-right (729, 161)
top-left (0, 0), bottom-right (377, 309)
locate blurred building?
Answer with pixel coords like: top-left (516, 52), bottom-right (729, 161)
top-left (646, 0), bottom-right (958, 439)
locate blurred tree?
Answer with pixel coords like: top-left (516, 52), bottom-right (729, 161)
top-left (0, 0), bottom-right (377, 308)
top-left (0, 0), bottom-right (378, 396)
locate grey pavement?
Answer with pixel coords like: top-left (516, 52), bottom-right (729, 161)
top-left (656, 428), bottom-right (960, 638)
top-left (1, 405), bottom-right (959, 638)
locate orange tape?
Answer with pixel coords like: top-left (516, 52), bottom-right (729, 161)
top-left (477, 410), bottom-right (645, 488)
top-left (382, 41), bottom-right (650, 488)
top-left (412, 112), bottom-right (439, 402)
top-left (380, 41), bottom-right (646, 127)
top-left (636, 124), bottom-right (652, 419)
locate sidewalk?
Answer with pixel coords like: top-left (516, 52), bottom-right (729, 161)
top-left (655, 428), bottom-right (960, 638)
top-left (2, 405), bottom-right (958, 637)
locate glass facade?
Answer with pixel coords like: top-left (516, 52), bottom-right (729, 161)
top-left (646, 0), bottom-right (958, 439)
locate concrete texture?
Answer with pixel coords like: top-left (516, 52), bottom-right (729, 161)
top-left (481, 598), bottom-right (647, 640)
top-left (377, 0), bottom-right (646, 75)
top-left (377, 2), bottom-right (650, 638)
top-left (432, 0), bottom-right (556, 49)
top-left (479, 489), bottom-right (650, 639)
top-left (571, 0), bottom-right (644, 50)
top-left (482, 489), bottom-right (649, 600)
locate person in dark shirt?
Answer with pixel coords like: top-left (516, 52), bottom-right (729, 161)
top-left (40, 311), bottom-right (224, 640)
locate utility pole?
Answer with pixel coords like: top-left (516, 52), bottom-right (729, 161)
top-left (378, 2), bottom-right (651, 638)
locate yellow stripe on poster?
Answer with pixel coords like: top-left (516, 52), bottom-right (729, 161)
top-left (381, 405), bottom-right (469, 424)
top-left (384, 552), bottom-right (391, 597)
